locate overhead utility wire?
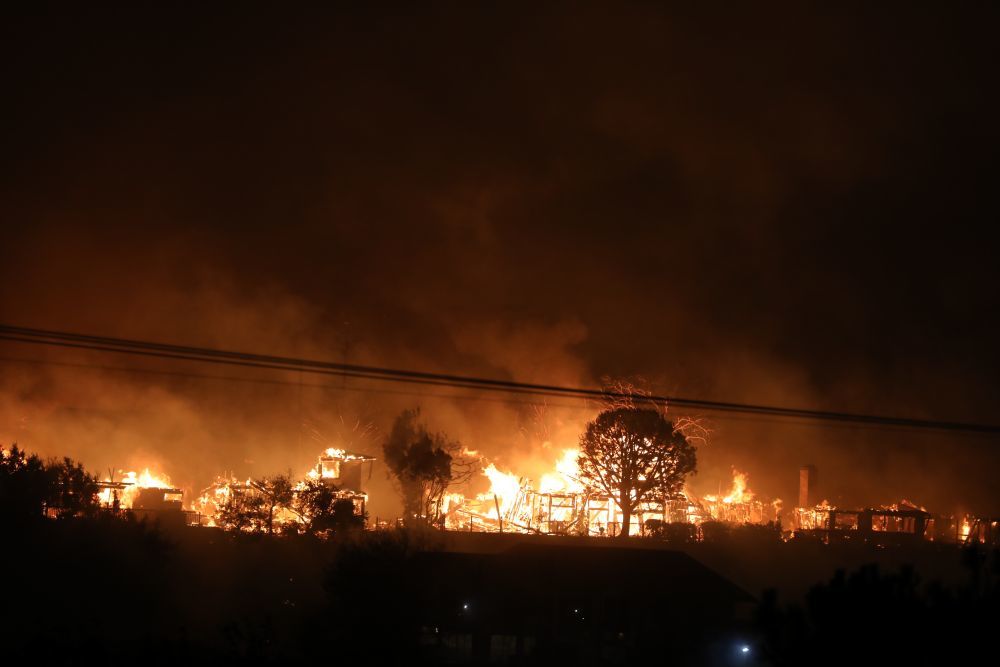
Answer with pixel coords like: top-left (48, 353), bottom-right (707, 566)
top-left (0, 355), bottom-right (594, 411)
top-left (0, 334), bottom-right (558, 398)
top-left (1, 324), bottom-right (998, 435)
top-left (0, 355), bottom-right (965, 438)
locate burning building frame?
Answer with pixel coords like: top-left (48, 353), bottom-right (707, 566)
top-left (94, 447), bottom-right (376, 532)
top-left (790, 465), bottom-right (1000, 546)
top-left (443, 456), bottom-right (782, 538)
top-left (306, 446), bottom-right (375, 515)
top-left (792, 501), bottom-right (1000, 546)
top-left (192, 446), bottom-right (375, 532)
top-left (84, 447), bottom-right (998, 548)
top-left (96, 469), bottom-right (202, 527)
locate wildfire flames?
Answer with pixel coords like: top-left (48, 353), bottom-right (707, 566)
top-left (704, 469), bottom-right (751, 505)
top-left (190, 475), bottom-right (246, 527)
top-left (441, 451), bottom-right (781, 536)
top-left (92, 444), bottom-right (373, 531)
top-left (97, 468), bottom-right (176, 509)
top-left (306, 447), bottom-right (370, 481)
top-left (186, 447), bottom-right (373, 530)
top-left (83, 442), bottom-right (994, 546)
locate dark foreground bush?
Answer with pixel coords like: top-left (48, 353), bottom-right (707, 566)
top-left (756, 548), bottom-right (1000, 665)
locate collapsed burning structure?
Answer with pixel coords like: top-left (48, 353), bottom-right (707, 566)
top-left (97, 469), bottom-right (196, 528)
top-left (440, 450), bottom-right (781, 537)
top-left (792, 501), bottom-right (999, 546)
top-left (89, 445), bottom-right (997, 547)
top-left (791, 464), bottom-right (999, 546)
top-left (92, 443), bottom-right (784, 537)
top-left (96, 447), bottom-right (375, 531)
top-left (436, 455), bottom-right (998, 547)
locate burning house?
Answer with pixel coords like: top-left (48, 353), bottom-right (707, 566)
top-left (790, 465), bottom-right (1000, 546)
top-left (793, 501), bottom-right (934, 545)
top-left (443, 452), bottom-right (781, 537)
top-left (442, 453), bottom-right (1000, 549)
top-left (97, 468), bottom-right (201, 527)
top-left (131, 485), bottom-right (181, 517)
top-left (88, 447), bottom-right (998, 549)
top-left (793, 500), bottom-right (1000, 546)
top-left (306, 447), bottom-right (375, 519)
top-left (94, 447), bottom-right (375, 532)
top-left (960, 516), bottom-right (1000, 545)
top-left (188, 446), bottom-right (375, 531)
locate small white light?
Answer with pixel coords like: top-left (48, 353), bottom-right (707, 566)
top-left (741, 645), bottom-right (750, 654)
top-left (463, 603), bottom-right (469, 610)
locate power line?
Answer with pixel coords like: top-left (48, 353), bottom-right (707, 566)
top-left (0, 355), bottom-right (966, 439)
top-left (0, 355), bottom-right (593, 411)
top-left (1, 323), bottom-right (998, 435)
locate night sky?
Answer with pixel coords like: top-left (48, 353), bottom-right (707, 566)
top-left (2, 4), bottom-right (998, 517)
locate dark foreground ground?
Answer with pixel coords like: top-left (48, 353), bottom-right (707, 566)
top-left (3, 518), bottom-right (997, 665)
top-left (440, 529), bottom-right (975, 603)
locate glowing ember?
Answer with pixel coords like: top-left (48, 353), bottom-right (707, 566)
top-left (959, 516), bottom-right (972, 541)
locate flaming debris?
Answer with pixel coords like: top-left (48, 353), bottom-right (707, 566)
top-left (442, 454), bottom-right (781, 537)
top-left (92, 447), bottom-right (374, 533)
top-left (97, 468), bottom-right (176, 511)
top-left (11, 429), bottom-right (997, 545)
top-left (74, 436), bottom-right (997, 546)
top-left (201, 448), bottom-right (373, 533)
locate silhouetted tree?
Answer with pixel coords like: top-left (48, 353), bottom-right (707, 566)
top-left (329, 497), bottom-right (365, 534)
top-left (46, 456), bottom-right (100, 518)
top-left (294, 477), bottom-right (335, 533)
top-left (756, 553), bottom-right (1000, 665)
top-left (217, 484), bottom-right (269, 532)
top-left (577, 407), bottom-right (697, 537)
top-left (216, 474), bottom-right (300, 534)
top-left (0, 444), bottom-right (50, 521)
top-left (252, 473), bottom-right (294, 535)
top-left (294, 478), bottom-right (365, 535)
top-left (1, 445), bottom-right (99, 521)
top-left (382, 408), bottom-right (471, 524)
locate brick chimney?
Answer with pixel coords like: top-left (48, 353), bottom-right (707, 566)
top-left (799, 465), bottom-right (817, 507)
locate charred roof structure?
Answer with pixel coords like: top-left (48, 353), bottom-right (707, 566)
top-left (130, 485), bottom-right (190, 528)
top-left (309, 447), bottom-right (375, 520)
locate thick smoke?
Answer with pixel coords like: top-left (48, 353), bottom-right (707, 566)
top-left (1, 259), bottom-right (996, 518)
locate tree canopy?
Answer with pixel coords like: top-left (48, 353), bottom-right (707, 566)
top-left (295, 478), bottom-right (364, 535)
top-left (577, 408), bottom-right (697, 537)
top-left (254, 474), bottom-right (294, 535)
top-left (382, 408), bottom-right (469, 524)
top-left (1, 444), bottom-right (99, 522)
